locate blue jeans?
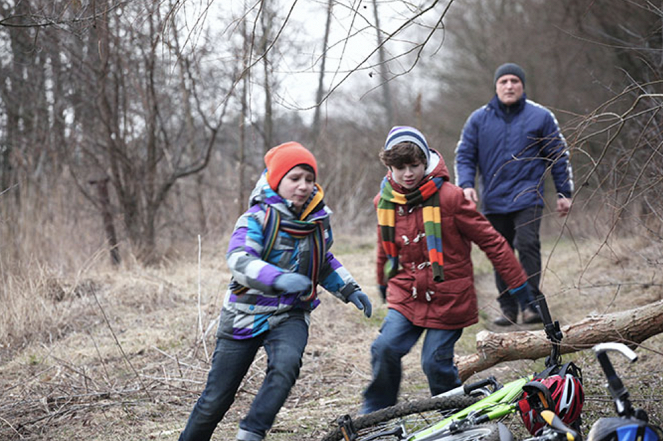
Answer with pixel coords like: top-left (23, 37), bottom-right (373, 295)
top-left (361, 309), bottom-right (462, 414)
top-left (179, 316), bottom-right (309, 441)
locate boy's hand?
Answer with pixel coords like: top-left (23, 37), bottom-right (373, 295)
top-left (378, 285), bottom-right (387, 302)
top-left (274, 273), bottom-right (312, 295)
top-left (509, 282), bottom-right (534, 310)
top-left (348, 291), bottom-right (372, 318)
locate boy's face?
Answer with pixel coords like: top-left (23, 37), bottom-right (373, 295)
top-left (391, 162), bottom-right (425, 190)
top-left (278, 165), bottom-right (315, 210)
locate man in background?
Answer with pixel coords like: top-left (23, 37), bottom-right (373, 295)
top-left (454, 62), bottom-right (573, 326)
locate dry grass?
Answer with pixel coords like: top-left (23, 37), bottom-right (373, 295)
top-left (1, 229), bottom-right (663, 441)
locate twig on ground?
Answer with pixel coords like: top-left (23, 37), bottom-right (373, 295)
top-left (91, 290), bottom-right (153, 401)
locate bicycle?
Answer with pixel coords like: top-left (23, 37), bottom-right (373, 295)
top-left (321, 289), bottom-right (582, 441)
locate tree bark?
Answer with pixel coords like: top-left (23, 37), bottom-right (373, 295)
top-left (457, 300), bottom-right (663, 381)
top-left (260, 6), bottom-right (274, 154)
top-left (312, 0), bottom-right (333, 143)
top-left (372, 0), bottom-right (394, 126)
top-left (238, 11), bottom-right (250, 218)
top-left (89, 177), bottom-right (121, 266)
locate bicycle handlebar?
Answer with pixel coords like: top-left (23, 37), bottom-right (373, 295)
top-left (463, 377), bottom-right (501, 395)
top-left (592, 342), bottom-right (638, 419)
top-left (593, 343), bottom-right (638, 362)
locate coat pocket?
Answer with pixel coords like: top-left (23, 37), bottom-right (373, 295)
top-left (430, 276), bottom-right (477, 326)
top-left (387, 271), bottom-right (415, 304)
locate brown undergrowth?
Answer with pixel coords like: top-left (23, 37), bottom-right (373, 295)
top-left (1, 232), bottom-right (662, 440)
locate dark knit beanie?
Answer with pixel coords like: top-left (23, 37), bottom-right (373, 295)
top-left (494, 63), bottom-right (525, 86)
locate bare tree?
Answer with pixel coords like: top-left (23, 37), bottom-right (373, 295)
top-left (312, 0), bottom-right (334, 142)
top-left (62, 0), bottom-right (226, 262)
top-left (238, 9), bottom-right (251, 217)
top-left (372, 0), bottom-right (395, 125)
top-left (260, 1), bottom-right (275, 153)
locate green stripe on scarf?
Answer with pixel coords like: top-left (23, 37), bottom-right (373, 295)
top-left (378, 176), bottom-right (445, 283)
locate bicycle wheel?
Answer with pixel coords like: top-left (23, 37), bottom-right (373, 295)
top-left (420, 423), bottom-right (502, 441)
top-left (320, 395), bottom-right (479, 441)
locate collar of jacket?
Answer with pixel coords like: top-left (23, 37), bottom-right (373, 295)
top-left (491, 93), bottom-right (527, 121)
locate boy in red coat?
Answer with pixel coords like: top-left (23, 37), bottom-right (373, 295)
top-left (361, 126), bottom-right (535, 413)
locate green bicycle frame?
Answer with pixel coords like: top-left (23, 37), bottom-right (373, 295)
top-left (407, 375), bottom-right (534, 440)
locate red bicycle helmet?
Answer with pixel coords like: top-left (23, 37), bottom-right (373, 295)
top-left (518, 373), bottom-right (584, 435)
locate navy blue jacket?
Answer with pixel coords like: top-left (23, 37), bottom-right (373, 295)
top-left (454, 94), bottom-right (573, 215)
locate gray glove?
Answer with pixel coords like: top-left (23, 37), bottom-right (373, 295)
top-left (274, 273), bottom-right (312, 295)
top-left (348, 291), bottom-right (372, 318)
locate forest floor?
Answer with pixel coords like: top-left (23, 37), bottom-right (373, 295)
top-left (1, 231), bottom-right (663, 441)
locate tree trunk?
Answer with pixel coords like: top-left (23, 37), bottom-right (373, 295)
top-left (4, 0), bottom-right (32, 207)
top-left (89, 177), bottom-right (121, 266)
top-left (372, 0), bottom-right (394, 126)
top-left (261, 6), bottom-right (274, 154)
top-left (48, 29), bottom-right (67, 180)
top-left (312, 0), bottom-right (333, 143)
top-left (238, 12), bottom-right (250, 218)
top-left (457, 300), bottom-right (663, 381)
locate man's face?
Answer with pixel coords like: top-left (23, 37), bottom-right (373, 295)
top-left (496, 74), bottom-right (524, 106)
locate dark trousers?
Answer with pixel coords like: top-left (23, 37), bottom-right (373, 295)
top-left (486, 206), bottom-right (542, 317)
top-left (179, 316), bottom-right (308, 441)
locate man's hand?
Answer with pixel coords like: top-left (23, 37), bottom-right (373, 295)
top-left (556, 196), bottom-right (571, 217)
top-left (462, 187), bottom-right (478, 203)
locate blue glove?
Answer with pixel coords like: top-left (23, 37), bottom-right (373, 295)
top-left (378, 285), bottom-right (387, 303)
top-left (509, 282), bottom-right (534, 311)
top-left (348, 291), bottom-right (372, 318)
top-left (273, 273), bottom-right (312, 295)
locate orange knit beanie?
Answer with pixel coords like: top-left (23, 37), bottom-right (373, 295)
top-left (264, 142), bottom-right (318, 191)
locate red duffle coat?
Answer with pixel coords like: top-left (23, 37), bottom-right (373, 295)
top-left (375, 150), bottom-right (527, 330)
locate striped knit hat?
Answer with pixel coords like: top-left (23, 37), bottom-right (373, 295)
top-left (384, 126), bottom-right (430, 165)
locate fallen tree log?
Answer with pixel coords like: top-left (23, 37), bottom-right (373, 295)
top-left (457, 299), bottom-right (663, 381)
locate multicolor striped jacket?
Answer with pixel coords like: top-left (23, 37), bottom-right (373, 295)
top-left (216, 173), bottom-right (361, 340)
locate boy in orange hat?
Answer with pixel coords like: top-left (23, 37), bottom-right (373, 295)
top-left (179, 142), bottom-right (372, 441)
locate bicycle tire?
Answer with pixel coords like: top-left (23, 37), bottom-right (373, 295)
top-left (320, 395), bottom-right (479, 441)
top-left (420, 423), bottom-right (502, 441)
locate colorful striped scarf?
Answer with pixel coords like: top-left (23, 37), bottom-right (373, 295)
top-left (232, 185), bottom-right (327, 302)
top-left (377, 176), bottom-right (444, 283)
top-left (276, 216), bottom-right (325, 302)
